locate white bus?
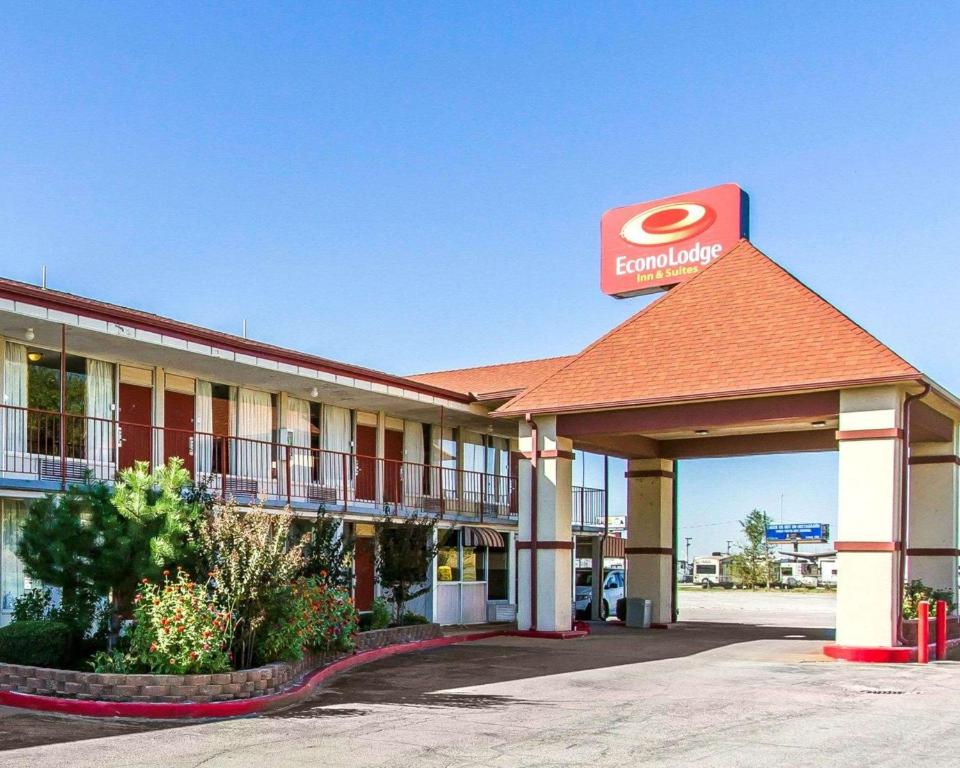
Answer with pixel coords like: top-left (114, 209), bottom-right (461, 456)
top-left (692, 555), bottom-right (734, 588)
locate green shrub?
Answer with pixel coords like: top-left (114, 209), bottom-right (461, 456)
top-left (12, 588), bottom-right (54, 622)
top-left (371, 598), bottom-right (391, 630)
top-left (903, 579), bottom-right (956, 619)
top-left (399, 612), bottom-right (429, 626)
top-left (255, 577), bottom-right (358, 665)
top-left (0, 620), bottom-right (71, 668)
top-left (88, 649), bottom-right (137, 674)
top-left (129, 569), bottom-right (230, 674)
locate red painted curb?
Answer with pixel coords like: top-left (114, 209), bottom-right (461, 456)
top-left (0, 625), bottom-right (596, 720)
top-left (822, 637), bottom-right (960, 663)
top-left (0, 630), bottom-right (505, 720)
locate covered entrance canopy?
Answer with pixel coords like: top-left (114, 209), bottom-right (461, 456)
top-left (496, 240), bottom-right (960, 654)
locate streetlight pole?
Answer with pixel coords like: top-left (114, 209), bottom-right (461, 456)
top-left (726, 540), bottom-right (733, 555)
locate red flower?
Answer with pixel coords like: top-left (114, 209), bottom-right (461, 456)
top-left (149, 643), bottom-right (158, 653)
top-left (163, 569), bottom-right (170, 577)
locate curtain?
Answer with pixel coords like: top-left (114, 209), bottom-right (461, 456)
top-left (489, 436), bottom-right (510, 511)
top-left (286, 396), bottom-right (311, 492)
top-left (403, 421), bottom-right (424, 507)
top-left (84, 359), bottom-right (114, 476)
top-left (3, 343), bottom-right (27, 458)
top-left (235, 388), bottom-right (272, 483)
top-left (0, 500), bottom-right (26, 613)
top-left (321, 404), bottom-right (351, 490)
top-left (194, 380), bottom-right (213, 478)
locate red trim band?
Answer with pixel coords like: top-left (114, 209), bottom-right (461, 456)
top-left (823, 637), bottom-right (960, 663)
top-left (624, 469), bottom-right (675, 479)
top-left (516, 540), bottom-right (574, 550)
top-left (834, 541), bottom-right (901, 552)
top-left (909, 455), bottom-right (960, 466)
top-left (906, 548), bottom-right (960, 557)
top-left (625, 546), bottom-right (673, 555)
top-left (836, 428), bottom-right (903, 442)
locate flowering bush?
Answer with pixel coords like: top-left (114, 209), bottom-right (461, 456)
top-left (255, 576), bottom-right (357, 664)
top-left (130, 569), bottom-right (230, 674)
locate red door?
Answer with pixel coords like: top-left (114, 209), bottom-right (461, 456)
top-left (354, 537), bottom-right (375, 611)
top-left (164, 390), bottom-right (195, 475)
top-left (118, 383), bottom-right (152, 471)
top-left (384, 429), bottom-right (403, 505)
top-left (355, 424), bottom-right (376, 503)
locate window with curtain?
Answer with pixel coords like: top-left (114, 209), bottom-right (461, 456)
top-left (402, 421), bottom-right (424, 507)
top-left (286, 396), bottom-right (312, 490)
top-left (437, 529), bottom-right (460, 582)
top-left (84, 359), bottom-right (114, 475)
top-left (0, 500), bottom-right (26, 614)
top-left (432, 427), bottom-right (458, 498)
top-left (195, 380), bottom-right (214, 477)
top-left (3, 342), bottom-right (27, 457)
top-left (321, 404), bottom-right (352, 489)
top-left (235, 388), bottom-right (272, 481)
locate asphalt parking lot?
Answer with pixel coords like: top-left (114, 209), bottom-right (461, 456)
top-left (1, 590), bottom-right (958, 768)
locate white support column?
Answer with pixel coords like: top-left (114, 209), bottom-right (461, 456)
top-left (835, 386), bottom-right (904, 647)
top-left (590, 535), bottom-right (604, 621)
top-left (516, 416), bottom-right (573, 632)
top-left (625, 458), bottom-right (674, 625)
top-left (152, 366), bottom-right (165, 468)
top-left (908, 432), bottom-right (959, 609)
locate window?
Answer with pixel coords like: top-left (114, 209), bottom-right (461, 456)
top-left (696, 563), bottom-right (717, 575)
top-left (575, 571), bottom-right (593, 587)
top-left (487, 546), bottom-right (508, 600)
top-left (26, 349), bottom-right (87, 457)
top-left (0, 500), bottom-right (27, 614)
top-left (437, 529), bottom-right (460, 581)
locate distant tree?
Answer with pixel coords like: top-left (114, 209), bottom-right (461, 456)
top-left (375, 511), bottom-right (438, 623)
top-left (300, 504), bottom-right (354, 589)
top-left (729, 509), bottom-right (776, 588)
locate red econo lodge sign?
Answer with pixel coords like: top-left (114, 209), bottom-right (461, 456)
top-left (600, 183), bottom-right (750, 298)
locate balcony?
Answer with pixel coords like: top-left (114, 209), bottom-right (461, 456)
top-left (572, 485), bottom-right (607, 530)
top-left (0, 404), bottom-right (518, 523)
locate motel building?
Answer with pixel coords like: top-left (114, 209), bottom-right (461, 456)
top-left (0, 184), bottom-right (957, 661)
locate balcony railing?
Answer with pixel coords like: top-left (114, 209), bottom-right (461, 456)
top-left (0, 404), bottom-right (517, 522)
top-left (573, 485), bottom-right (606, 529)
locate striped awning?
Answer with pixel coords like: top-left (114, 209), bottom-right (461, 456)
top-left (603, 536), bottom-right (626, 559)
top-left (462, 527), bottom-right (505, 548)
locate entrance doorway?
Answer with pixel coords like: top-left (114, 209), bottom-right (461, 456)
top-left (354, 536), bottom-right (376, 611)
top-left (355, 424), bottom-right (376, 503)
top-left (164, 390), bottom-right (195, 475)
top-left (384, 428), bottom-right (403, 504)
top-left (118, 383), bottom-right (152, 471)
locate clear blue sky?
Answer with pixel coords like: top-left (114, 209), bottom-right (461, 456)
top-left (2, 2), bottom-right (957, 556)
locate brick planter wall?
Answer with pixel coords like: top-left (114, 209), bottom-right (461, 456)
top-left (0, 622), bottom-right (442, 703)
top-left (902, 615), bottom-right (960, 646)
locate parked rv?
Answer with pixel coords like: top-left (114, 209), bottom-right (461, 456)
top-left (692, 555), bottom-right (734, 588)
top-left (778, 561), bottom-right (819, 588)
top-left (818, 557), bottom-right (838, 588)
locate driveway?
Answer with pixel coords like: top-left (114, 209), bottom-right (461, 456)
top-left (0, 592), bottom-right (957, 767)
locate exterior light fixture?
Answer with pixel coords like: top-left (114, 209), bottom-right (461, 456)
top-left (310, 387), bottom-right (319, 398)
top-left (27, 351), bottom-right (42, 362)
top-left (24, 328), bottom-right (35, 341)
top-left (695, 429), bottom-right (709, 435)
top-left (811, 421), bottom-right (827, 427)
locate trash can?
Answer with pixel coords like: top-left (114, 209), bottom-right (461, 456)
top-left (625, 598), bottom-right (652, 628)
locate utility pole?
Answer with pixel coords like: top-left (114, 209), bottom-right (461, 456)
top-left (684, 537), bottom-right (692, 583)
top-left (726, 540), bottom-right (733, 555)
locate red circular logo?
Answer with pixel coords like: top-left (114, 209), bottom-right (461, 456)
top-left (620, 202), bottom-right (717, 246)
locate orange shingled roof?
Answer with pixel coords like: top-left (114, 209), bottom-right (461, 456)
top-left (407, 355), bottom-right (576, 399)
top-left (497, 240), bottom-right (921, 415)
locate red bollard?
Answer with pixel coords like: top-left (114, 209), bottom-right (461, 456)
top-left (917, 601), bottom-right (929, 663)
top-left (935, 599), bottom-right (948, 661)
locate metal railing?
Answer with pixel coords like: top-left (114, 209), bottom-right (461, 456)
top-left (0, 404), bottom-right (518, 521)
top-left (573, 485), bottom-right (606, 529)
